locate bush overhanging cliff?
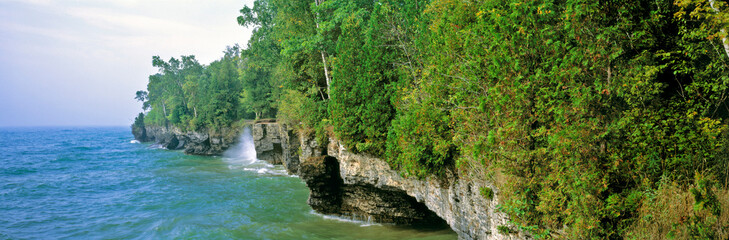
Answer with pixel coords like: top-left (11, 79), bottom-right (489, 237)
top-left (133, 0), bottom-right (729, 238)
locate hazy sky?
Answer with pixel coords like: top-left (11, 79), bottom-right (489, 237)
top-left (0, 0), bottom-right (255, 126)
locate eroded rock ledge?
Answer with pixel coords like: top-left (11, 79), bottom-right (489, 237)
top-left (299, 155), bottom-right (445, 225)
top-left (251, 123), bottom-right (300, 173)
top-left (133, 125), bottom-right (240, 156)
top-left (133, 121), bottom-right (525, 239)
top-left (250, 122), bottom-right (528, 240)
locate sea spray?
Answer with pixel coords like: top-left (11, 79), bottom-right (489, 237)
top-left (0, 127), bottom-right (457, 239)
top-left (223, 127), bottom-right (289, 176)
top-left (223, 127), bottom-right (257, 164)
top-left (309, 210), bottom-right (383, 227)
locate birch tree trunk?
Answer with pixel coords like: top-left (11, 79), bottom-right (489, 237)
top-left (709, 0), bottom-right (729, 59)
top-left (313, 0), bottom-right (331, 99)
top-left (162, 102), bottom-right (168, 116)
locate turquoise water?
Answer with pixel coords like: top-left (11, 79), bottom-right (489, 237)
top-left (0, 127), bottom-right (456, 240)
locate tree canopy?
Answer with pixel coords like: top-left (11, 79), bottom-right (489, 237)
top-left (134, 0), bottom-right (729, 238)
top-left (135, 44), bottom-right (275, 131)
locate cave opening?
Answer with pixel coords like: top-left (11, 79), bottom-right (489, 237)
top-left (300, 156), bottom-right (453, 232)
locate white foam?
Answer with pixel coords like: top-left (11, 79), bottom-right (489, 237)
top-left (130, 140), bottom-right (141, 144)
top-left (223, 127), bottom-right (257, 164)
top-left (310, 210), bottom-right (382, 227)
top-left (223, 127), bottom-right (292, 177)
top-left (149, 144), bottom-right (166, 149)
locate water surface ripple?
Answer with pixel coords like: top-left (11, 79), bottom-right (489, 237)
top-left (0, 127), bottom-right (456, 239)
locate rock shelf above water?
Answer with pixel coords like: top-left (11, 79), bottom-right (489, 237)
top-left (134, 121), bottom-right (526, 239)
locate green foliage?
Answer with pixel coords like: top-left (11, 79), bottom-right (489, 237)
top-left (365, 0), bottom-right (729, 238)
top-left (278, 88), bottom-right (327, 131)
top-left (238, 1), bottom-right (279, 120)
top-left (134, 0), bottom-right (729, 238)
top-left (691, 174), bottom-right (722, 217)
top-left (666, 174), bottom-right (725, 240)
top-left (132, 112), bottom-right (145, 133)
top-left (386, 102), bottom-right (455, 178)
top-left (480, 187), bottom-right (494, 200)
top-left (136, 45), bottom-right (268, 130)
top-left (230, 0), bottom-right (729, 236)
top-left (682, 175), bottom-right (722, 240)
top-left (236, 0), bottom-right (333, 138)
top-left (271, 0), bottom-right (329, 97)
top-left (375, 0), bottom-right (457, 178)
top-left (203, 51), bottom-right (244, 129)
top-left (329, 1), bottom-right (396, 155)
top-left (130, 112), bottom-right (147, 141)
top-left (497, 225), bottom-right (514, 235)
top-left (133, 112), bottom-right (144, 127)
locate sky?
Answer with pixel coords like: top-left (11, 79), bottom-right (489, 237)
top-left (0, 0), bottom-right (255, 126)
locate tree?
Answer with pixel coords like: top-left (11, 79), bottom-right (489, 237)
top-left (328, 0), bottom-right (397, 155)
top-left (134, 90), bottom-right (150, 111)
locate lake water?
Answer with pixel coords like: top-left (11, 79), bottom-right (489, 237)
top-left (0, 127), bottom-right (456, 239)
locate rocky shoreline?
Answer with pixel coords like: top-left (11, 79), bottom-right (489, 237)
top-left (132, 125), bottom-right (240, 156)
top-left (133, 122), bottom-right (527, 240)
top-left (250, 122), bottom-right (527, 240)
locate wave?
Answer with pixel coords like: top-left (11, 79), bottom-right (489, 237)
top-left (222, 127), bottom-right (256, 164)
top-left (310, 210), bottom-right (382, 227)
top-left (148, 144), bottom-right (166, 150)
top-left (224, 157), bottom-right (290, 176)
top-left (221, 127), bottom-right (293, 176)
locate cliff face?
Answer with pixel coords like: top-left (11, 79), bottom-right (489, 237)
top-left (133, 125), bottom-right (240, 156)
top-left (325, 141), bottom-right (525, 240)
top-left (133, 121), bottom-right (524, 239)
top-left (251, 123), bottom-right (300, 174)
top-left (250, 122), bottom-right (526, 240)
top-left (299, 155), bottom-right (446, 225)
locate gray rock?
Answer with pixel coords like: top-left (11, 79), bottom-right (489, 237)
top-left (324, 140), bottom-right (526, 240)
top-left (139, 125), bottom-right (240, 156)
top-left (298, 155), bottom-right (445, 225)
top-left (262, 129), bottom-right (527, 240)
top-left (251, 123), bottom-right (300, 174)
top-left (299, 156), bottom-right (343, 214)
top-left (140, 121), bottom-right (526, 239)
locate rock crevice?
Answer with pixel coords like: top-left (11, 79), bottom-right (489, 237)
top-left (250, 122), bottom-right (526, 240)
top-left (298, 155), bottom-right (445, 225)
top-left (134, 121), bottom-right (526, 239)
top-left (326, 141), bottom-right (522, 239)
top-left (251, 123), bottom-right (300, 174)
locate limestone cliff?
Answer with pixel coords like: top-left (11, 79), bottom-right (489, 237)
top-left (324, 140), bottom-right (526, 240)
top-left (250, 122), bottom-right (528, 240)
top-left (133, 125), bottom-right (240, 156)
top-left (132, 120), bottom-right (526, 239)
top-left (251, 123), bottom-right (300, 174)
